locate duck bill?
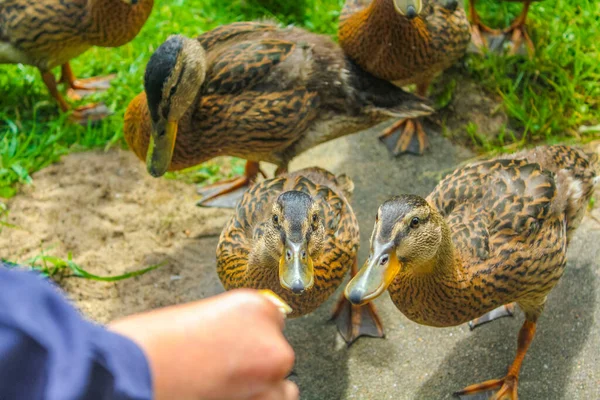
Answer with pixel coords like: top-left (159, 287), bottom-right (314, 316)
top-left (345, 243), bottom-right (401, 306)
top-left (146, 120), bottom-right (178, 177)
top-left (279, 240), bottom-right (314, 295)
top-left (393, 0), bottom-right (422, 18)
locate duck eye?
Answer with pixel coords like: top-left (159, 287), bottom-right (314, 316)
top-left (272, 215), bottom-right (279, 225)
top-left (410, 217), bottom-right (420, 228)
top-left (312, 214), bottom-right (318, 224)
top-left (169, 85), bottom-right (177, 97)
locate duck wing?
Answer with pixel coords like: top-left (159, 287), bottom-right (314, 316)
top-left (197, 21), bottom-right (278, 51)
top-left (194, 35), bottom-right (320, 155)
top-left (427, 158), bottom-right (557, 265)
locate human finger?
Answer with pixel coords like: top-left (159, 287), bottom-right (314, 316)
top-left (247, 380), bottom-right (299, 400)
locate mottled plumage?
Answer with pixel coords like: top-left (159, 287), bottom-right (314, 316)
top-left (346, 145), bottom-right (599, 398)
top-left (124, 21), bottom-right (432, 206)
top-left (0, 0), bottom-right (153, 119)
top-left (340, 0), bottom-right (470, 86)
top-left (338, 0), bottom-right (470, 155)
top-left (217, 167), bottom-right (359, 317)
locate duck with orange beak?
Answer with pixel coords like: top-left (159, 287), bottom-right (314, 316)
top-left (345, 145), bottom-right (599, 399)
top-left (217, 167), bottom-right (385, 344)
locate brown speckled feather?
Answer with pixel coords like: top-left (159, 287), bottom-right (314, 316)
top-left (0, 0), bottom-right (153, 70)
top-left (390, 146), bottom-right (598, 326)
top-left (196, 21), bottom-right (278, 51)
top-left (339, 0), bottom-right (471, 86)
top-left (124, 21), bottom-right (433, 172)
top-left (217, 167), bottom-right (359, 317)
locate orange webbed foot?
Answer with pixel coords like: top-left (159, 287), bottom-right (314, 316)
top-left (330, 258), bottom-right (385, 345)
top-left (455, 375), bottom-right (518, 400)
top-left (64, 74), bottom-right (116, 100)
top-left (379, 118), bottom-right (429, 156)
top-left (330, 294), bottom-right (385, 345)
top-left (503, 24), bottom-right (535, 57)
top-left (69, 102), bottom-right (112, 125)
top-left (470, 23), bottom-right (501, 52)
top-left (197, 161), bottom-right (266, 208)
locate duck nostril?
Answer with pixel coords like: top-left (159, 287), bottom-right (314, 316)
top-left (286, 249), bottom-right (293, 260)
top-left (290, 280), bottom-right (305, 294)
top-left (348, 289), bottom-right (364, 305)
top-left (379, 255), bottom-right (389, 266)
top-left (301, 250), bottom-right (307, 259)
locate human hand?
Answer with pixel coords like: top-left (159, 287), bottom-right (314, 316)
top-left (109, 289), bottom-right (297, 400)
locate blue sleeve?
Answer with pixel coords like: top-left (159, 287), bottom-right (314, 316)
top-left (0, 266), bottom-right (153, 400)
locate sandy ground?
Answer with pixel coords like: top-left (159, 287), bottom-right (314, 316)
top-left (1, 149), bottom-right (231, 322)
top-left (1, 124), bottom-right (599, 399)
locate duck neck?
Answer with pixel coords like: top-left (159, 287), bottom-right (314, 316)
top-left (85, 0), bottom-right (154, 47)
top-left (339, 0), bottom-right (431, 82)
top-left (246, 240), bottom-right (279, 288)
top-left (410, 221), bottom-right (462, 279)
top-left (389, 218), bottom-right (471, 327)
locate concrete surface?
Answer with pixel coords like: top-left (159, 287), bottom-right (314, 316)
top-left (273, 122), bottom-right (600, 400)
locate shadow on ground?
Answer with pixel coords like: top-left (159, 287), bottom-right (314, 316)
top-left (415, 263), bottom-right (597, 399)
top-left (286, 294), bottom-right (350, 400)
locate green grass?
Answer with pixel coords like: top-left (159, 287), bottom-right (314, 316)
top-left (464, 0), bottom-right (600, 148)
top-left (2, 251), bottom-right (165, 281)
top-left (0, 0), bottom-right (344, 199)
top-left (0, 0), bottom-right (598, 200)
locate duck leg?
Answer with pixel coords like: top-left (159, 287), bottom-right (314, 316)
top-left (455, 319), bottom-right (537, 400)
top-left (40, 70), bottom-right (110, 125)
top-left (502, 1), bottom-right (535, 56)
top-left (378, 81), bottom-right (431, 156)
top-left (197, 161), bottom-right (266, 208)
top-left (60, 63), bottom-right (116, 100)
top-left (468, 0), bottom-right (500, 50)
top-left (330, 257), bottom-right (385, 345)
top-left (468, 303), bottom-right (516, 330)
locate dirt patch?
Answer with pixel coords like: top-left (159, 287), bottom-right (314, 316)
top-left (0, 149), bottom-right (232, 323)
top-left (434, 69), bottom-right (514, 149)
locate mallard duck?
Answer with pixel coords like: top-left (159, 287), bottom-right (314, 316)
top-left (469, 0), bottom-right (541, 55)
top-left (123, 21), bottom-right (433, 208)
top-left (217, 167), bottom-right (384, 344)
top-left (345, 145), bottom-right (599, 398)
top-left (338, 0), bottom-right (470, 156)
top-left (0, 0), bottom-right (154, 122)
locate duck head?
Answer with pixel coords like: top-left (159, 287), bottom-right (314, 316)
top-left (143, 35), bottom-right (207, 177)
top-left (392, 0), bottom-right (423, 19)
top-left (345, 194), bottom-right (443, 305)
top-left (261, 191), bottom-right (326, 295)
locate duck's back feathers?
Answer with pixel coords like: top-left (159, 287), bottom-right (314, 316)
top-left (197, 21), bottom-right (279, 51)
top-left (498, 145), bottom-right (599, 240)
top-left (428, 146), bottom-right (598, 267)
top-left (204, 39), bottom-right (295, 95)
top-left (415, 146), bottom-right (597, 318)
